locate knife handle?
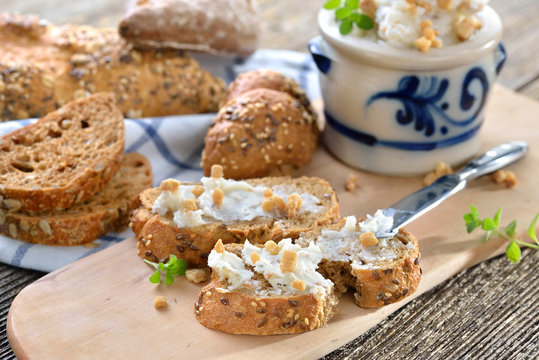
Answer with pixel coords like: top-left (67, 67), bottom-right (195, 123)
top-left (457, 141), bottom-right (528, 182)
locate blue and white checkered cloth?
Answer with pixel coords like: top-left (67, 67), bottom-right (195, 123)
top-left (0, 49), bottom-right (321, 272)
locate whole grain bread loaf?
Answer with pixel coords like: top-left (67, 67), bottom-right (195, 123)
top-left (0, 152), bottom-right (152, 246)
top-left (0, 93), bottom-right (124, 213)
top-left (0, 13), bottom-right (226, 121)
top-left (195, 240), bottom-right (338, 335)
top-left (201, 88), bottom-right (319, 179)
top-left (131, 172), bottom-right (340, 268)
top-left (297, 216), bottom-right (422, 308)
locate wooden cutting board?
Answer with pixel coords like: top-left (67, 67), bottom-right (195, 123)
top-left (7, 85), bottom-right (539, 360)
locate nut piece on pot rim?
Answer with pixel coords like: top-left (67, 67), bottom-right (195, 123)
top-left (309, 6), bottom-right (505, 176)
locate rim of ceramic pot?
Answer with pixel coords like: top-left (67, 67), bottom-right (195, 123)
top-left (318, 6), bottom-right (502, 70)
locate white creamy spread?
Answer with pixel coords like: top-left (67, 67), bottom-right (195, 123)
top-left (152, 177), bottom-right (323, 228)
top-left (327, 0), bottom-right (489, 49)
top-left (311, 212), bottom-right (414, 270)
top-left (207, 239), bottom-right (332, 296)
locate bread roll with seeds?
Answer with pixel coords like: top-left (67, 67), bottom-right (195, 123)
top-left (0, 93), bottom-right (124, 213)
top-left (119, 0), bottom-right (259, 56)
top-left (297, 214), bottom-right (422, 308)
top-left (130, 167), bottom-right (339, 268)
top-left (195, 240), bottom-right (338, 335)
top-left (202, 88), bottom-right (319, 179)
top-left (0, 13), bottom-right (226, 121)
top-left (0, 152), bottom-right (152, 246)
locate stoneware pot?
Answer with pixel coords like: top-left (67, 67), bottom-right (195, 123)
top-left (309, 6), bottom-right (505, 175)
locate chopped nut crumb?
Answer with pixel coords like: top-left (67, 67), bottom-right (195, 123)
top-left (456, 16), bottom-right (475, 41)
top-left (154, 296), bottom-right (167, 309)
top-left (287, 193), bottom-right (302, 218)
top-left (213, 188), bottom-right (224, 207)
top-left (160, 178), bottom-right (180, 192)
top-left (185, 269), bottom-right (209, 284)
top-left (261, 197), bottom-right (275, 212)
top-left (214, 239), bottom-right (225, 253)
top-left (423, 161), bottom-right (453, 186)
top-left (211, 164), bottom-right (224, 179)
top-left (437, 0), bottom-right (453, 11)
top-left (250, 252), bottom-right (261, 264)
top-left (265, 240), bottom-right (280, 255)
top-left (292, 279), bottom-right (306, 291)
top-left (280, 250), bottom-right (298, 273)
top-left (360, 0), bottom-right (377, 17)
top-left (414, 36), bottom-right (432, 52)
top-left (345, 173), bottom-right (359, 192)
top-left (183, 199), bottom-right (197, 212)
top-left (420, 19), bottom-right (433, 31)
top-left (192, 185), bottom-right (204, 197)
top-left (360, 232), bottom-right (379, 247)
top-left (490, 170), bottom-right (517, 188)
top-left (263, 188), bottom-right (273, 197)
top-left (274, 195), bottom-right (286, 211)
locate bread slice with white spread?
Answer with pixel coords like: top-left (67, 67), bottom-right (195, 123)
top-left (194, 239), bottom-right (338, 335)
top-left (297, 212), bottom-right (422, 308)
top-left (130, 165), bottom-right (340, 268)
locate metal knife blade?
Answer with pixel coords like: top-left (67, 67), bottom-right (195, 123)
top-left (377, 141), bottom-right (528, 236)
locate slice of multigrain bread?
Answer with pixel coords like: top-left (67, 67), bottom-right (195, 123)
top-left (0, 93), bottom-right (125, 212)
top-left (297, 214), bottom-right (422, 308)
top-left (195, 240), bottom-right (338, 335)
top-left (0, 153), bottom-right (152, 245)
top-left (131, 165), bottom-right (340, 268)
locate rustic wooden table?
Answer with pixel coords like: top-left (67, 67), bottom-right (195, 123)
top-left (0, 0), bottom-right (537, 359)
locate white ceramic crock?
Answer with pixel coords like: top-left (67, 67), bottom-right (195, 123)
top-left (309, 6), bottom-right (505, 175)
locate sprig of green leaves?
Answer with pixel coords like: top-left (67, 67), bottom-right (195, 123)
top-left (464, 205), bottom-right (539, 263)
top-left (324, 0), bottom-right (374, 35)
top-left (144, 255), bottom-right (187, 285)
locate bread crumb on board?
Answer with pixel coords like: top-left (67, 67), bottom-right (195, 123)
top-left (185, 268), bottom-right (209, 284)
top-left (423, 161), bottom-right (453, 186)
top-left (154, 296), bottom-right (167, 309)
top-left (345, 173), bottom-right (359, 191)
top-left (490, 170), bottom-right (517, 188)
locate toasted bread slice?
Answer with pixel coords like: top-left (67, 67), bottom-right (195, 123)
top-left (195, 240), bottom-right (338, 335)
top-left (0, 153), bottom-right (152, 246)
top-left (0, 93), bottom-right (124, 212)
top-left (297, 214), bottom-right (422, 308)
top-left (131, 170), bottom-right (340, 268)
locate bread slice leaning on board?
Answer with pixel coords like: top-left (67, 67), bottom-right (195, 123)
top-left (130, 166), bottom-right (340, 268)
top-left (0, 13), bottom-right (226, 121)
top-left (297, 214), bottom-right (422, 308)
top-left (0, 93), bottom-right (124, 213)
top-left (195, 239), bottom-right (338, 335)
top-left (0, 153), bottom-right (152, 246)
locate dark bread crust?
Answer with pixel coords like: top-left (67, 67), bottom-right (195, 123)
top-left (119, 0), bottom-right (260, 56)
top-left (0, 13), bottom-right (226, 121)
top-left (202, 88), bottom-right (319, 180)
top-left (0, 93), bottom-right (124, 212)
top-left (0, 152), bottom-right (153, 245)
top-left (131, 176), bottom-right (340, 267)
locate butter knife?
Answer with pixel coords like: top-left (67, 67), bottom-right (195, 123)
top-left (378, 141), bottom-right (528, 236)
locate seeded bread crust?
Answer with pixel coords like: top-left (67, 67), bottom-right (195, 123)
top-left (0, 152), bottom-right (152, 246)
top-left (0, 13), bottom-right (226, 121)
top-left (194, 243), bottom-right (338, 335)
top-left (298, 222), bottom-right (422, 308)
top-left (119, 0), bottom-right (260, 56)
top-left (202, 88), bottom-right (319, 180)
top-left (0, 93), bottom-right (124, 212)
top-left (131, 176), bottom-right (340, 267)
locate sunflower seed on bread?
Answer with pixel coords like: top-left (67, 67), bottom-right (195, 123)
top-left (0, 93), bottom-right (124, 213)
top-left (0, 153), bottom-right (152, 246)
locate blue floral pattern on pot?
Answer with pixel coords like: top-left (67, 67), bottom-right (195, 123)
top-left (367, 67), bottom-right (489, 137)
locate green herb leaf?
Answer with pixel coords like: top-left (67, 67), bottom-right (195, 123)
top-left (165, 271), bottom-right (175, 286)
top-left (466, 220), bottom-right (479, 234)
top-left (493, 208), bottom-right (502, 228)
top-left (143, 259), bottom-right (158, 270)
top-left (324, 0), bottom-right (341, 10)
top-left (482, 217), bottom-right (496, 231)
top-left (339, 19), bottom-right (354, 34)
top-left (505, 220), bottom-right (517, 237)
top-left (463, 212), bottom-right (475, 224)
top-left (159, 262), bottom-right (165, 271)
top-left (344, 0), bottom-right (359, 9)
top-left (149, 270), bottom-right (161, 284)
top-left (528, 213), bottom-right (539, 244)
top-left (505, 241), bottom-right (521, 263)
top-left (470, 204), bottom-right (479, 219)
top-left (336, 7), bottom-right (352, 20)
top-left (355, 13), bottom-right (374, 30)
